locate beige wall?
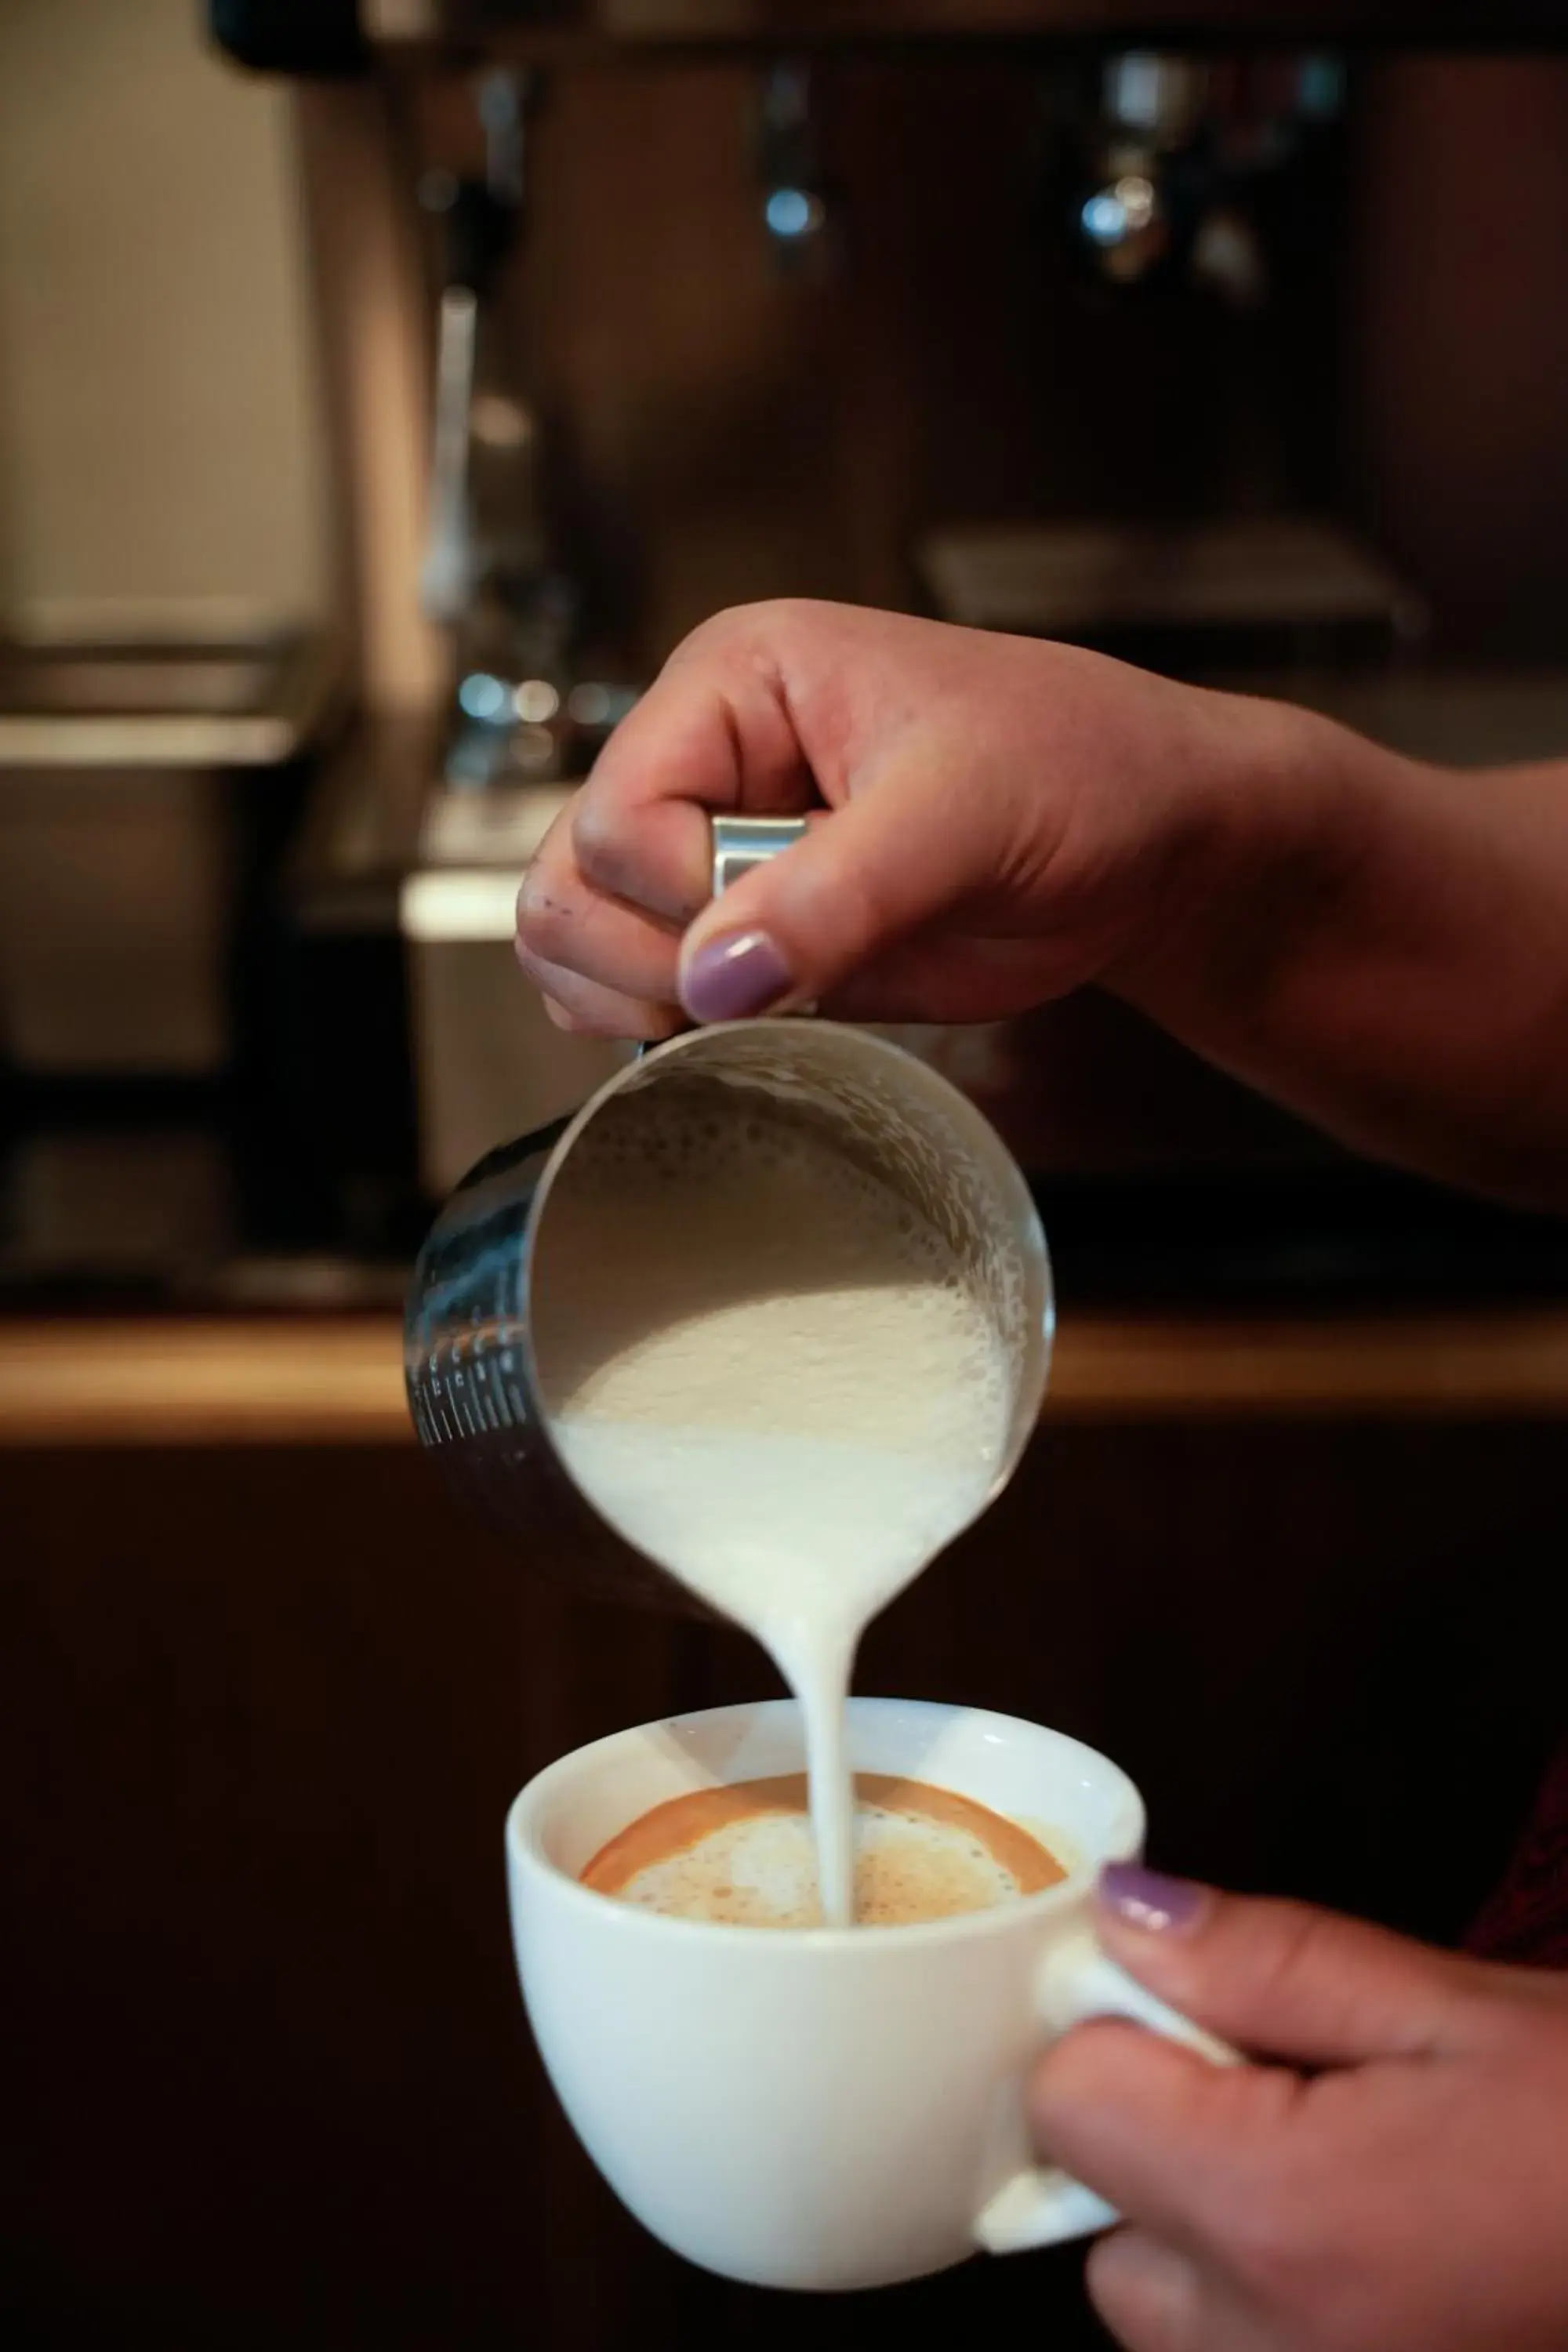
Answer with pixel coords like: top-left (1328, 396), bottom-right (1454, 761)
top-left (0, 0), bottom-right (329, 637)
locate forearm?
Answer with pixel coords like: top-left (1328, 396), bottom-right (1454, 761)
top-left (1115, 698), bottom-right (1568, 1211)
top-left (514, 597), bottom-right (1568, 1210)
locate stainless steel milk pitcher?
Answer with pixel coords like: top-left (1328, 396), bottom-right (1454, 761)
top-left (405, 818), bottom-right (1054, 1612)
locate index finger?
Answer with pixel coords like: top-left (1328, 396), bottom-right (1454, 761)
top-left (572, 623), bottom-right (818, 923)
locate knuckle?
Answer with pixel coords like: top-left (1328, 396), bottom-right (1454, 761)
top-left (1221, 2185), bottom-right (1308, 2300)
top-left (682, 599), bottom-right (782, 647)
top-left (536, 962), bottom-right (681, 1043)
top-left (514, 863), bottom-right (577, 962)
top-left (1087, 2232), bottom-right (1201, 2352)
top-left (1211, 2124), bottom-right (1321, 2302)
top-left (524, 801), bottom-right (575, 880)
top-left (1240, 1901), bottom-right (1348, 2021)
top-left (1026, 2020), bottom-right (1132, 2158)
top-left (740, 594), bottom-right (820, 638)
top-left (601, 996), bottom-right (677, 1044)
top-left (673, 598), bottom-right (819, 673)
top-left (513, 941), bottom-right (554, 997)
top-left (668, 604), bottom-right (757, 668)
top-left (568, 793), bottom-right (635, 896)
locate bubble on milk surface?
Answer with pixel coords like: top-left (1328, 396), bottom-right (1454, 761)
top-left (610, 1802), bottom-right (1036, 1929)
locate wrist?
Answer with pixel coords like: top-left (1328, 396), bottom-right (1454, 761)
top-left (1109, 686), bottom-right (1396, 1032)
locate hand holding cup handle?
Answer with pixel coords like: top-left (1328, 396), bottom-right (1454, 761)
top-left (975, 1923), bottom-right (1240, 2253)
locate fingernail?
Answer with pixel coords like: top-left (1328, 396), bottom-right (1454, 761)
top-left (1098, 1862), bottom-right (1210, 1935)
top-left (681, 930), bottom-right (793, 1023)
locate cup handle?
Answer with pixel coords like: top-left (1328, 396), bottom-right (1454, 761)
top-left (974, 1922), bottom-right (1240, 2256)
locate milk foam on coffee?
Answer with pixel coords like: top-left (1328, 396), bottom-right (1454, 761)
top-left (580, 1772), bottom-right (1065, 1929)
top-left (534, 1091), bottom-right (1014, 1926)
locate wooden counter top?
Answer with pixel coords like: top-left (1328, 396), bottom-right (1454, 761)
top-left (5, 1307), bottom-right (1568, 1446)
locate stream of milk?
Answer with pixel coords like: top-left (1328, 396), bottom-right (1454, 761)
top-left (535, 1105), bottom-right (1012, 1924)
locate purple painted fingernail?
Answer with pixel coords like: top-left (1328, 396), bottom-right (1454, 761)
top-left (681, 930), bottom-right (794, 1023)
top-left (1098, 1862), bottom-right (1210, 1934)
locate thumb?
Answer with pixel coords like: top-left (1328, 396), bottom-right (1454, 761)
top-left (1092, 1864), bottom-right (1470, 2067)
top-left (676, 770), bottom-right (1013, 1023)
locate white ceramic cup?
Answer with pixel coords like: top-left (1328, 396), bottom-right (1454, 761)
top-left (506, 1697), bottom-right (1235, 2291)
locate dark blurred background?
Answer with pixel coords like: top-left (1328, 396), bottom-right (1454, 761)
top-left (2, 4), bottom-right (1566, 2346)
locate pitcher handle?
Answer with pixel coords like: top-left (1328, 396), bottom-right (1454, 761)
top-left (633, 813), bottom-right (811, 1058)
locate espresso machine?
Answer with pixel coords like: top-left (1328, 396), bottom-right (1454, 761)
top-left (223, 0), bottom-right (1568, 1300)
